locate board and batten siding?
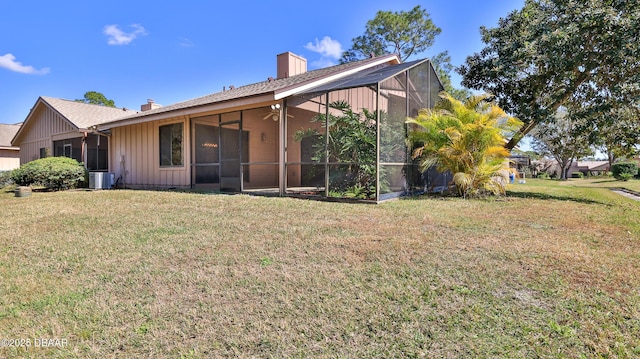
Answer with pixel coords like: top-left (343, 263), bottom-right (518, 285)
top-left (17, 106), bottom-right (79, 164)
top-left (110, 117), bottom-right (190, 189)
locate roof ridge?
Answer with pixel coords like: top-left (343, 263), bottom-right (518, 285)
top-left (164, 54), bottom-right (399, 105)
top-left (100, 53), bottom-right (401, 127)
top-left (40, 96), bottom-right (136, 111)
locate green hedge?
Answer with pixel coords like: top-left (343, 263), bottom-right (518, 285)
top-left (11, 157), bottom-right (87, 190)
top-left (611, 162), bottom-right (638, 181)
top-left (0, 170), bottom-right (14, 187)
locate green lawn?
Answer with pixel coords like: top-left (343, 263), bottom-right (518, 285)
top-left (1, 179), bottom-right (639, 358)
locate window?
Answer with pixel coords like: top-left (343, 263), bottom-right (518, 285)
top-left (159, 123), bottom-right (183, 166)
top-left (53, 138), bottom-right (82, 163)
top-left (39, 147), bottom-right (47, 159)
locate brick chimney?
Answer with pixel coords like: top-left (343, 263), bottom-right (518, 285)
top-left (141, 99), bottom-right (162, 111)
top-left (277, 52), bottom-right (307, 79)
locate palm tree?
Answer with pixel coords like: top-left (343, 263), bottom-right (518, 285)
top-left (407, 92), bottom-right (522, 198)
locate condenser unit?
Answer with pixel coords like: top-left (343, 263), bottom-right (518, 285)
top-left (89, 172), bottom-right (115, 189)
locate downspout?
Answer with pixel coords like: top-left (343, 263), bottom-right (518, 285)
top-left (279, 99), bottom-right (287, 196)
top-left (82, 132), bottom-right (87, 170)
top-left (239, 111), bottom-right (244, 192)
top-left (375, 83), bottom-right (380, 202)
top-left (324, 92), bottom-right (330, 198)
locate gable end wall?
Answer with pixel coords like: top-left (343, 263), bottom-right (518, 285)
top-left (17, 105), bottom-right (79, 164)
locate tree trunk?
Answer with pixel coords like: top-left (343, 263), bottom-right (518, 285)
top-left (560, 158), bottom-right (574, 180)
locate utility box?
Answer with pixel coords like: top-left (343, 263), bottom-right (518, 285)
top-left (89, 172), bottom-right (115, 189)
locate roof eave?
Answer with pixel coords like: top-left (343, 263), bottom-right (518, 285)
top-left (274, 54), bottom-right (401, 100)
top-left (99, 93), bottom-right (277, 130)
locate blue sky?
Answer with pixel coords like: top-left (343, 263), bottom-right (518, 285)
top-left (0, 1), bottom-right (524, 125)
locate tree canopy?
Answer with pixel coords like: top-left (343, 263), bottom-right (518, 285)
top-left (340, 6), bottom-right (441, 63)
top-left (75, 91), bottom-right (116, 107)
top-left (459, 0), bottom-right (640, 150)
top-left (340, 5), bottom-right (470, 100)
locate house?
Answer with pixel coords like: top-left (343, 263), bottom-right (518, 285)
top-left (10, 52), bottom-right (444, 201)
top-left (98, 52), bottom-right (444, 201)
top-left (568, 161), bottom-right (609, 177)
top-left (508, 154), bottom-right (532, 176)
top-left (0, 123), bottom-right (21, 171)
top-left (11, 97), bottom-right (138, 171)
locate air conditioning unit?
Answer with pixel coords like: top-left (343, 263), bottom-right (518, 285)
top-left (89, 172), bottom-right (115, 189)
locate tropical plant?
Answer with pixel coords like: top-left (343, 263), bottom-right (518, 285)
top-left (295, 101), bottom-right (386, 199)
top-left (407, 92), bottom-right (522, 198)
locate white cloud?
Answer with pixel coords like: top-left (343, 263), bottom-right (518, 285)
top-left (304, 36), bottom-right (343, 59)
top-left (103, 24), bottom-right (147, 45)
top-left (179, 37), bottom-right (195, 48)
top-left (310, 58), bottom-right (338, 68)
top-left (0, 53), bottom-right (50, 75)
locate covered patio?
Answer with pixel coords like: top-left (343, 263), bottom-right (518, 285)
top-left (230, 58), bottom-right (444, 202)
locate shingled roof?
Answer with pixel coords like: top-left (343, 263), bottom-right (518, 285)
top-left (101, 54), bottom-right (400, 129)
top-left (39, 97), bottom-right (138, 129)
top-left (0, 123), bottom-right (21, 149)
top-left (12, 97), bottom-right (139, 145)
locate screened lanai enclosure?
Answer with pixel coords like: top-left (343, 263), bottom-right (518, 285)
top-left (190, 58), bottom-right (444, 202)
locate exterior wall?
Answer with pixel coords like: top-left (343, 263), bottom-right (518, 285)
top-left (285, 106), bottom-right (323, 187)
top-left (110, 109), bottom-right (281, 190)
top-left (241, 108), bottom-right (279, 189)
top-left (17, 105), bottom-right (78, 164)
top-left (329, 87), bottom-right (377, 113)
top-left (110, 117), bottom-right (191, 189)
top-left (0, 149), bottom-right (20, 171)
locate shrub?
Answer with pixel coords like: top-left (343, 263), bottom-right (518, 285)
top-left (537, 172), bottom-right (551, 179)
top-left (611, 162), bottom-right (638, 181)
top-left (11, 157), bottom-right (87, 190)
top-left (571, 172), bottom-right (584, 179)
top-left (0, 170), bottom-right (14, 187)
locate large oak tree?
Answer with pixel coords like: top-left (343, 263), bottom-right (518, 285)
top-left (459, 0), bottom-right (640, 150)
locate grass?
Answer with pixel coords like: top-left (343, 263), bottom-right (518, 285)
top-left (0, 178), bottom-right (639, 358)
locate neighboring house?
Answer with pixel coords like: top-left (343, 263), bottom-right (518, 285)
top-left (11, 97), bottom-right (138, 171)
top-left (568, 161), bottom-right (609, 177)
top-left (0, 123), bottom-right (21, 171)
top-left (9, 52), bottom-right (443, 201)
top-left (534, 159), bottom-right (610, 178)
top-left (509, 154), bottom-right (531, 173)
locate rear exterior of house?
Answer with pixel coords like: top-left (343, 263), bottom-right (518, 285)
top-left (101, 52), bottom-right (445, 202)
